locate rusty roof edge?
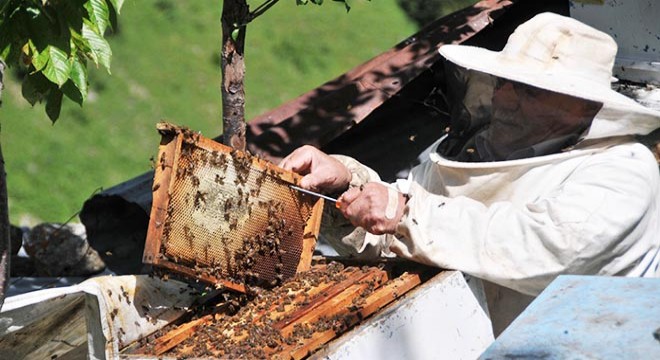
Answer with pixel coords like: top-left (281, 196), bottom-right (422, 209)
top-left (246, 0), bottom-right (516, 161)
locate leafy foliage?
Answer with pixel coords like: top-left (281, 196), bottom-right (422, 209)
top-left (0, 0), bottom-right (124, 121)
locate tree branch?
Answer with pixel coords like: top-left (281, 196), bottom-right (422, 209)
top-left (248, 0), bottom-right (280, 23)
top-left (0, 59), bottom-right (9, 310)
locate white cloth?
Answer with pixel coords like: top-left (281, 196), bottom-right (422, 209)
top-left (395, 136), bottom-right (660, 296)
top-left (329, 136), bottom-right (660, 296)
top-left (326, 135), bottom-right (660, 332)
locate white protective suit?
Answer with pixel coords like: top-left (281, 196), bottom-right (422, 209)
top-left (328, 131), bottom-right (660, 290)
top-left (319, 13), bottom-right (660, 333)
top-left (325, 130), bottom-right (660, 332)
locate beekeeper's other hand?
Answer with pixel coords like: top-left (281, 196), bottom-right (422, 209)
top-left (279, 145), bottom-right (351, 194)
top-left (337, 182), bottom-right (406, 235)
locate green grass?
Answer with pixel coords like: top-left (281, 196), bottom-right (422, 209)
top-left (0, 0), bottom-right (417, 224)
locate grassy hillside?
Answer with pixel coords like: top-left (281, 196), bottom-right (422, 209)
top-left (1, 0), bottom-right (417, 224)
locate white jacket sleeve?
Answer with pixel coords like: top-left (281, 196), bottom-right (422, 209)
top-left (318, 155), bottom-right (390, 259)
top-left (392, 143), bottom-right (659, 295)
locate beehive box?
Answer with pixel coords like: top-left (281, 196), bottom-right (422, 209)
top-left (143, 123), bottom-right (324, 293)
top-left (122, 259), bottom-right (435, 359)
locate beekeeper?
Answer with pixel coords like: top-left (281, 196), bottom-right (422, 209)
top-left (280, 12), bottom-right (660, 333)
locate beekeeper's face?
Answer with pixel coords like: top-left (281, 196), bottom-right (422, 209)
top-left (484, 79), bottom-right (601, 160)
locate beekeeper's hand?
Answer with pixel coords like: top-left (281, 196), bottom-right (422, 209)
top-left (337, 182), bottom-right (406, 235)
top-left (279, 145), bottom-right (351, 194)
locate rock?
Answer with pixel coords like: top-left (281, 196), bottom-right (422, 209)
top-left (24, 223), bottom-right (106, 276)
top-left (9, 225), bottom-right (22, 256)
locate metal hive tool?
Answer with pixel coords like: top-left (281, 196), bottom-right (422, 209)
top-left (144, 123), bottom-right (324, 293)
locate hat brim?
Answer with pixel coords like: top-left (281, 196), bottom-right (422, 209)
top-left (439, 45), bottom-right (660, 135)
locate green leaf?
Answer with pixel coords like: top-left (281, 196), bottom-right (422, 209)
top-left (84, 0), bottom-right (110, 34)
top-left (62, 79), bottom-right (83, 106)
top-left (46, 88), bottom-right (63, 122)
top-left (310, 0), bottom-right (324, 4)
top-left (68, 56), bottom-right (88, 102)
top-left (108, 0), bottom-right (124, 14)
top-left (21, 72), bottom-right (52, 106)
top-left (41, 45), bottom-right (71, 86)
top-left (296, 0), bottom-right (308, 5)
top-left (82, 20), bottom-right (111, 71)
top-left (29, 40), bottom-right (49, 71)
top-left (71, 28), bottom-right (92, 55)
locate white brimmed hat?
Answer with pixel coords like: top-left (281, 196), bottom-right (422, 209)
top-left (439, 12), bottom-right (660, 139)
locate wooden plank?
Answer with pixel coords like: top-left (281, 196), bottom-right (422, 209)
top-left (142, 129), bottom-right (180, 265)
top-left (357, 271), bottom-right (422, 317)
top-left (277, 271), bottom-right (422, 360)
top-left (278, 268), bottom-right (389, 339)
top-left (153, 316), bottom-right (213, 356)
top-left (128, 264), bottom-right (355, 356)
top-left (0, 295), bottom-right (87, 359)
top-left (153, 260), bottom-right (247, 293)
top-left (223, 267), bottom-right (362, 344)
top-left (126, 265), bottom-right (428, 358)
top-left (271, 267), bottom-right (377, 331)
top-left (125, 315), bottom-right (213, 356)
top-left (263, 265), bottom-right (356, 323)
top-left (225, 265), bottom-right (364, 343)
top-left (297, 198), bottom-right (323, 273)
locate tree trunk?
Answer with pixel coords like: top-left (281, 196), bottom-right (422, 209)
top-left (0, 59), bottom-right (10, 309)
top-left (221, 0), bottom-right (249, 150)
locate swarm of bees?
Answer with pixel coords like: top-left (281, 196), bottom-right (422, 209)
top-left (162, 261), bottom-right (376, 358)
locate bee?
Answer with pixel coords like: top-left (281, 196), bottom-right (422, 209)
top-left (199, 151), bottom-right (208, 164)
top-left (183, 225), bottom-right (195, 249)
top-left (194, 191), bottom-right (206, 208)
top-left (110, 308), bottom-right (118, 321)
top-left (191, 176), bottom-right (200, 187)
top-left (159, 153), bottom-right (167, 170)
top-left (215, 174), bottom-right (225, 185)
